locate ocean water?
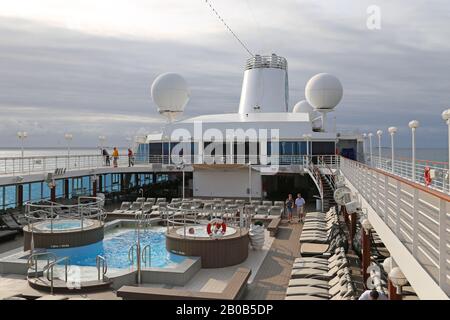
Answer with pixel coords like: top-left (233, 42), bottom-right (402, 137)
top-left (378, 147), bottom-right (447, 163)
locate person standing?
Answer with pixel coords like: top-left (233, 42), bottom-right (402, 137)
top-left (285, 194), bottom-right (294, 223)
top-left (128, 148), bottom-right (134, 167)
top-left (112, 147), bottom-right (119, 168)
top-left (295, 193), bottom-right (306, 223)
top-left (102, 149), bottom-right (110, 166)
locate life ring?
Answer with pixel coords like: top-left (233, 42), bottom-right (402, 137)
top-left (424, 167), bottom-right (432, 186)
top-left (207, 219), bottom-right (227, 236)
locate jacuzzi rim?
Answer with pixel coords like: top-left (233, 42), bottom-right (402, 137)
top-left (32, 218), bottom-right (96, 232)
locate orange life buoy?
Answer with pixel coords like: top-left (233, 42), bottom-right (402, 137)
top-left (206, 219), bottom-right (226, 236)
top-left (424, 167), bottom-right (432, 186)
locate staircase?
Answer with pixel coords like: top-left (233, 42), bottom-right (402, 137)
top-left (319, 173), bottom-right (336, 212)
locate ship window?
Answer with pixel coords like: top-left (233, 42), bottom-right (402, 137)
top-left (0, 186), bottom-right (3, 211)
top-left (55, 180), bottom-right (64, 198)
top-left (23, 184), bottom-right (30, 204)
top-left (4, 185), bottom-right (16, 209)
top-left (30, 182), bottom-right (42, 202)
top-left (42, 183), bottom-right (51, 200)
top-left (312, 141), bottom-right (335, 155)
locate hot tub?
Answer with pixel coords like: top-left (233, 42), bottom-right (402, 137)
top-left (175, 225), bottom-right (237, 238)
top-left (33, 219), bottom-right (94, 232)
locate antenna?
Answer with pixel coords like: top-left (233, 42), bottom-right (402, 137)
top-left (204, 0), bottom-right (253, 57)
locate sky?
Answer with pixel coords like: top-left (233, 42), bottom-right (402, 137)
top-left (0, 0), bottom-right (449, 148)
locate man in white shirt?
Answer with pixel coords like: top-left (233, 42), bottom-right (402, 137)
top-left (295, 193), bottom-right (306, 223)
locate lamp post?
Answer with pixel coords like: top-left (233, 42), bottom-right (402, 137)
top-left (368, 133), bottom-right (373, 167)
top-left (408, 120), bottom-right (419, 182)
top-left (388, 127), bottom-right (398, 174)
top-left (441, 109), bottom-right (450, 191)
top-left (361, 218), bottom-right (372, 284)
top-left (177, 163), bottom-right (186, 199)
top-left (17, 131), bottom-right (28, 172)
top-left (376, 130), bottom-right (382, 168)
top-left (362, 133), bottom-right (367, 162)
top-left (64, 133), bottom-right (73, 169)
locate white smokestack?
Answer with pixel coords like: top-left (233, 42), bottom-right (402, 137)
top-left (238, 54), bottom-right (289, 114)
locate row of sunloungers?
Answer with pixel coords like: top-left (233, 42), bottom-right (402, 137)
top-left (285, 207), bottom-right (356, 300)
top-left (111, 197), bottom-right (285, 221)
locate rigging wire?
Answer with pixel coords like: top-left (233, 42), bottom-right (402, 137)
top-left (204, 0), bottom-right (254, 57)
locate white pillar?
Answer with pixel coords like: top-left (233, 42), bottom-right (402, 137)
top-left (182, 168), bottom-right (185, 199)
top-left (248, 162), bottom-right (252, 202)
top-left (388, 127), bottom-right (397, 174)
top-left (408, 121), bottom-right (419, 183)
top-left (377, 130), bottom-right (382, 168)
top-left (368, 133), bottom-right (373, 167)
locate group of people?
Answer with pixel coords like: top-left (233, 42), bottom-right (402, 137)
top-left (102, 147), bottom-right (135, 167)
top-left (285, 193), bottom-right (306, 223)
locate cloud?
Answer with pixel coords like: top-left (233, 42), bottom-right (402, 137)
top-left (0, 0), bottom-right (449, 149)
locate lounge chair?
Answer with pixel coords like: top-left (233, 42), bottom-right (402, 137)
top-left (0, 215), bottom-right (23, 231)
top-left (156, 198), bottom-right (166, 204)
top-left (250, 200), bottom-right (261, 206)
top-left (235, 199), bottom-right (246, 206)
top-left (112, 202), bottom-right (131, 214)
top-left (274, 201), bottom-right (284, 207)
top-left (124, 202), bottom-right (143, 214)
top-left (146, 198), bottom-right (156, 205)
top-left (136, 197), bottom-right (146, 203)
top-left (268, 206), bottom-right (283, 218)
top-left (253, 205), bottom-right (269, 220)
top-left (0, 229), bottom-right (18, 243)
top-left (262, 200), bottom-right (272, 206)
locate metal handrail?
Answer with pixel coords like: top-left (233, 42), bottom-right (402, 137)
top-left (96, 255), bottom-right (108, 281)
top-left (27, 252), bottom-right (57, 278)
top-left (43, 256), bottom-right (69, 295)
top-left (142, 245), bottom-right (151, 267)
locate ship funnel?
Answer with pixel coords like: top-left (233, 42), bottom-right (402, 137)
top-left (238, 54), bottom-right (289, 114)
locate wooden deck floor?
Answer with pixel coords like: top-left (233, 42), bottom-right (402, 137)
top-left (244, 221), bottom-right (303, 300)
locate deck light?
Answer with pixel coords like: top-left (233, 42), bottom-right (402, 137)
top-left (382, 257), bottom-right (397, 274)
top-left (408, 121), bottom-right (419, 182)
top-left (388, 127), bottom-right (397, 174)
top-left (389, 267), bottom-right (408, 295)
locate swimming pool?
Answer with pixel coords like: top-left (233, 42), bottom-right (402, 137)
top-left (47, 227), bottom-right (186, 268)
top-left (34, 219), bottom-right (94, 231)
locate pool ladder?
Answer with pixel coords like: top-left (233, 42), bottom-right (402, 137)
top-left (96, 255), bottom-right (108, 281)
top-left (128, 244), bottom-right (151, 267)
top-left (42, 256), bottom-right (70, 295)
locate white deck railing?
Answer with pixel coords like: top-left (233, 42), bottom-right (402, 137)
top-left (366, 154), bottom-right (449, 194)
top-left (340, 156), bottom-right (450, 294)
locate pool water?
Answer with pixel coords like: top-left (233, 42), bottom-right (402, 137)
top-left (47, 227), bottom-right (186, 268)
top-left (36, 219), bottom-right (92, 231)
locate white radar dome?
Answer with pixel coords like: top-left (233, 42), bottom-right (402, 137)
top-left (151, 73), bottom-right (190, 120)
top-left (292, 100), bottom-right (314, 114)
top-left (305, 73), bottom-right (343, 111)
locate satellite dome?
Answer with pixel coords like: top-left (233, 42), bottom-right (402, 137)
top-left (151, 73), bottom-right (190, 120)
top-left (305, 73), bottom-right (343, 111)
top-left (292, 100), bottom-right (313, 114)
